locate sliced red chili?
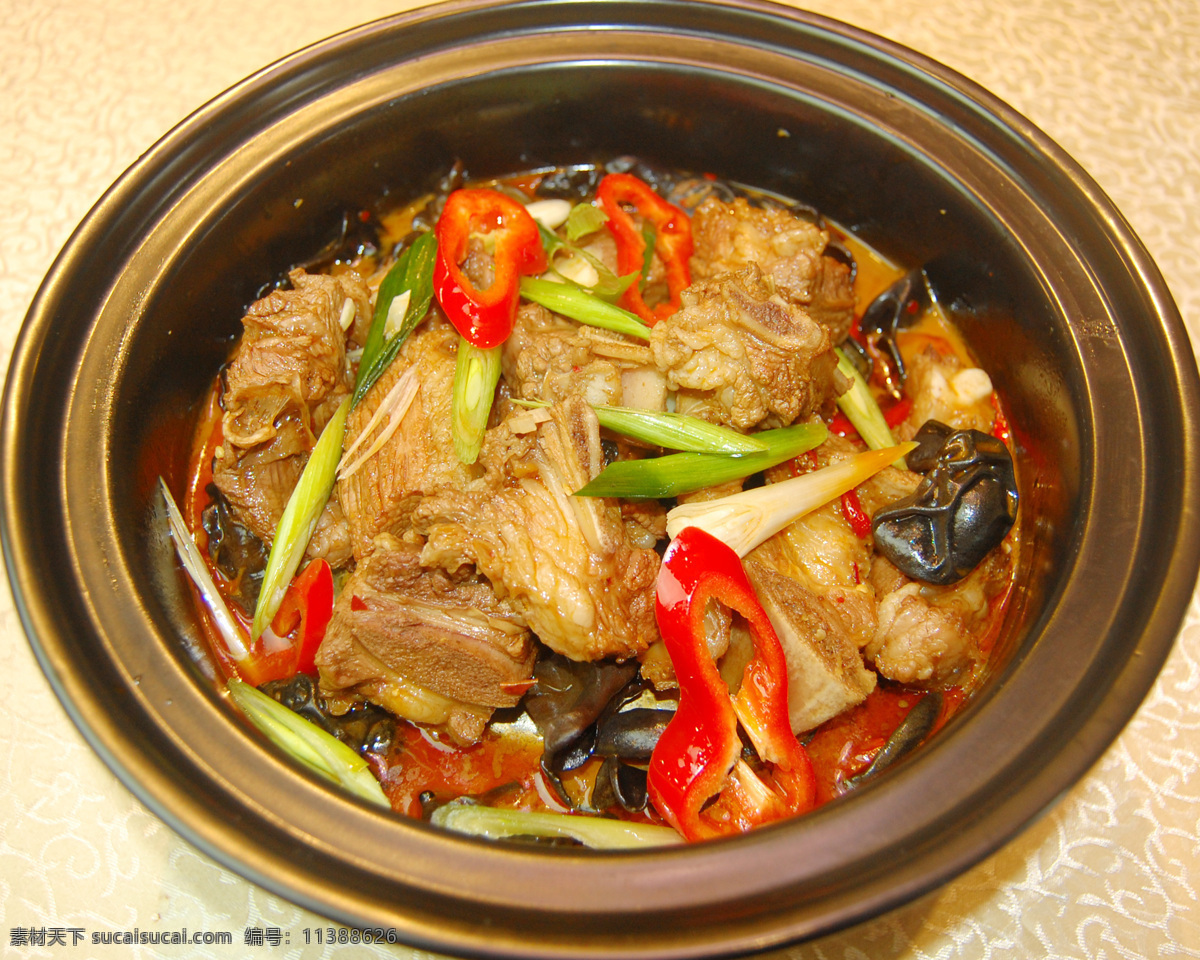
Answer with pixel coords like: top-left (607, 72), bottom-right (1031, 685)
top-left (991, 396), bottom-right (1012, 445)
top-left (597, 173), bottom-right (693, 326)
top-left (648, 526), bottom-right (816, 841)
top-left (235, 558), bottom-right (335, 686)
top-left (433, 188), bottom-right (547, 349)
top-left (841, 488), bottom-right (872, 539)
top-left (291, 558), bottom-right (334, 675)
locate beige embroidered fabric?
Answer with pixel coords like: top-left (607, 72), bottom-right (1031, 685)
top-left (2, 0), bottom-right (1197, 956)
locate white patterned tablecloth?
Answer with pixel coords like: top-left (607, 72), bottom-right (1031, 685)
top-left (1, 1), bottom-right (1197, 957)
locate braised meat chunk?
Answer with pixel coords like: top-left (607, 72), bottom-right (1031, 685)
top-left (337, 317), bottom-right (480, 559)
top-left (502, 301), bottom-right (667, 411)
top-left (690, 196), bottom-right (856, 342)
top-left (650, 265), bottom-right (845, 430)
top-left (414, 396), bottom-right (661, 662)
top-left (865, 551), bottom-right (1010, 684)
top-left (315, 534), bottom-right (535, 744)
top-left (745, 559), bottom-right (877, 734)
top-left (221, 267), bottom-right (367, 450)
top-left (900, 347), bottom-right (996, 437)
top-left (212, 268), bottom-right (369, 566)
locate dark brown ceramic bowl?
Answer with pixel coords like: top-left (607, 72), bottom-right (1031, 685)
top-left (4, 1), bottom-right (1198, 956)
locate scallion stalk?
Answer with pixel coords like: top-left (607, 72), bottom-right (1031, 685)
top-left (452, 338), bottom-right (502, 464)
top-left (565, 202), bottom-right (608, 241)
top-left (520, 276), bottom-right (650, 341)
top-left (353, 232), bottom-right (437, 406)
top-left (596, 406), bottom-right (768, 454)
top-left (536, 224), bottom-right (634, 301)
top-left (159, 477), bottom-right (249, 661)
top-left (251, 397), bottom-right (350, 639)
top-left (513, 398), bottom-right (767, 454)
top-left (227, 679), bottom-right (389, 807)
top-left (835, 347), bottom-right (903, 465)
top-left (666, 442), bottom-right (918, 556)
top-left (431, 800), bottom-right (681, 848)
top-left (573, 421), bottom-right (828, 500)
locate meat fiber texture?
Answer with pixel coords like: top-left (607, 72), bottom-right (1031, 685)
top-left (337, 316), bottom-right (480, 561)
top-left (212, 269), bottom-right (369, 567)
top-left (649, 265), bottom-right (842, 430)
top-left (316, 534), bottom-right (534, 744)
top-left (413, 396), bottom-right (661, 663)
top-left (744, 559), bottom-right (878, 734)
top-left (865, 551), bottom-right (1010, 684)
top-left (690, 196), bottom-right (856, 343)
top-left (502, 302), bottom-right (655, 408)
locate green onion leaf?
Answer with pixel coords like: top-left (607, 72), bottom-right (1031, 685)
top-left (227, 679), bottom-right (389, 807)
top-left (159, 477), bottom-right (249, 661)
top-left (353, 232), bottom-right (437, 406)
top-left (452, 339), bottom-right (502, 464)
top-left (537, 221), bottom-right (567, 258)
top-left (834, 346), bottom-right (902, 465)
top-left (595, 406), bottom-right (768, 454)
top-left (513, 399), bottom-right (768, 454)
top-left (565, 202), bottom-right (608, 242)
top-left (538, 224), bottom-right (636, 301)
top-left (252, 397), bottom-right (350, 639)
top-left (639, 222), bottom-right (657, 285)
top-left (519, 277), bottom-right (650, 341)
top-left (574, 421), bottom-right (828, 500)
top-left (431, 800), bottom-right (681, 848)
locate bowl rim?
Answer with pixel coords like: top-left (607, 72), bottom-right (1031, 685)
top-left (4, 1), bottom-right (1199, 956)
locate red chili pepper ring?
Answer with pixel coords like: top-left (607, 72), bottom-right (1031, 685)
top-left (433, 188), bottom-right (547, 349)
top-left (597, 172), bottom-right (693, 326)
top-left (648, 526), bottom-right (816, 841)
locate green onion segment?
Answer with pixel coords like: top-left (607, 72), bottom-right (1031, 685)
top-left (353, 232), bottom-right (437, 406)
top-left (513, 399), bottom-right (767, 454)
top-left (666, 441), bottom-right (918, 556)
top-left (431, 800), bottom-right (681, 848)
top-left (596, 406), bottom-right (768, 454)
top-left (519, 277), bottom-right (650, 341)
top-left (574, 421), bottom-right (829, 500)
top-left (159, 477), bottom-right (249, 661)
top-left (453, 338), bottom-right (502, 464)
top-left (638, 222), bottom-right (657, 284)
top-left (227, 679), bottom-right (389, 807)
top-left (565, 202), bottom-right (608, 241)
top-left (252, 396), bottom-right (351, 639)
top-left (834, 347), bottom-right (901, 463)
top-left (536, 224), bottom-right (634, 301)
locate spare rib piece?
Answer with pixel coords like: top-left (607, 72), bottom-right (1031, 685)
top-left (413, 396), bottom-right (661, 662)
top-left (503, 302), bottom-right (623, 407)
top-left (865, 551), bottom-right (1009, 684)
top-left (501, 301), bottom-right (664, 411)
top-left (337, 316), bottom-right (480, 560)
top-left (221, 268), bottom-right (367, 448)
top-left (211, 268), bottom-right (368, 567)
top-left (743, 559), bottom-right (877, 734)
top-left (649, 265), bottom-right (843, 430)
top-left (315, 534), bottom-right (535, 745)
top-left (751, 434), bottom-right (916, 602)
top-left (899, 347), bottom-right (996, 437)
top-left (690, 196), bottom-right (856, 342)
